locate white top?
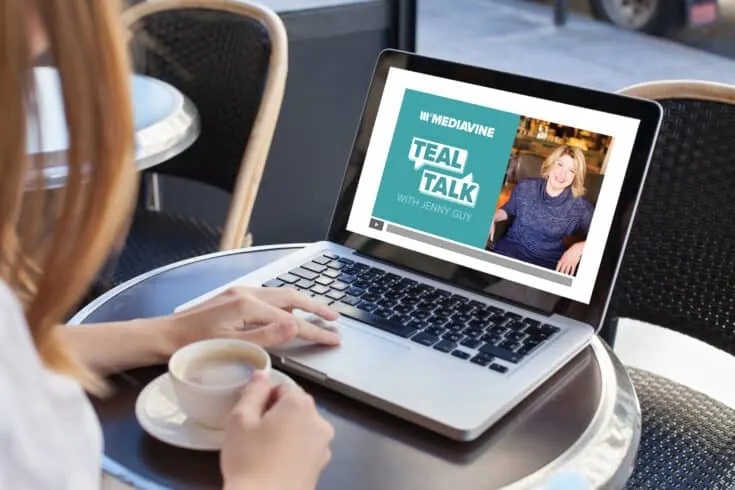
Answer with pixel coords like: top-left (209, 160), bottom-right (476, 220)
top-left (0, 280), bottom-right (102, 489)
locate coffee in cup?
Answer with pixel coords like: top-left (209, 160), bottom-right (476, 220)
top-left (183, 349), bottom-right (257, 387)
top-left (169, 338), bottom-right (271, 429)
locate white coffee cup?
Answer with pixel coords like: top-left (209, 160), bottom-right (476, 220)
top-left (168, 338), bottom-right (271, 429)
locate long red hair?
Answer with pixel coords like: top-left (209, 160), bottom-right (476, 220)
top-left (0, 0), bottom-right (137, 392)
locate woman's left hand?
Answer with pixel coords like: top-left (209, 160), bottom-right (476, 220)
top-left (556, 242), bottom-right (585, 275)
top-left (161, 287), bottom-right (342, 355)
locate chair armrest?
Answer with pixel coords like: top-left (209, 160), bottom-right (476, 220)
top-left (486, 220), bottom-right (510, 249)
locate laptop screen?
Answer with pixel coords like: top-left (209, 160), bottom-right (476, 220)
top-left (345, 67), bottom-right (641, 305)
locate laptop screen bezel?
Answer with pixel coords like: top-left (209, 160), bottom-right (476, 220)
top-left (327, 49), bottom-right (662, 331)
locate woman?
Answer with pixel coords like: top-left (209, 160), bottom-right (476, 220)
top-left (489, 145), bottom-right (593, 275)
top-left (1, 1), bottom-right (337, 489)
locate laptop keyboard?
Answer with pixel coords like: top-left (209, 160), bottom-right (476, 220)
top-left (262, 252), bottom-right (561, 374)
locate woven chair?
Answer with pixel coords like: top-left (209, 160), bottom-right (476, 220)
top-left (97, 0), bottom-right (287, 290)
top-left (603, 81), bottom-right (735, 489)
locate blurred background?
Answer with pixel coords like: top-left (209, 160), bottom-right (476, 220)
top-left (545, 0), bottom-right (735, 55)
top-left (127, 0), bottom-right (735, 247)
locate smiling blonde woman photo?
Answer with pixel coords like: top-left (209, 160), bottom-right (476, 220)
top-left (489, 145), bottom-right (593, 275)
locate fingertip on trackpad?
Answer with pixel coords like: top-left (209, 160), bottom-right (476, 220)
top-left (293, 310), bottom-right (409, 353)
top-left (294, 310), bottom-right (340, 332)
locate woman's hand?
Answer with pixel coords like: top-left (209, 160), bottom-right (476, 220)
top-left (556, 242), bottom-right (585, 275)
top-left (165, 287), bottom-right (341, 354)
top-left (65, 287), bottom-right (340, 375)
top-left (221, 371), bottom-right (334, 490)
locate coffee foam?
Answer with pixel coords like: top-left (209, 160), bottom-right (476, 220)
top-left (181, 347), bottom-right (264, 388)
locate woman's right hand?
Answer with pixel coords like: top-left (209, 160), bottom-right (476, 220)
top-left (489, 221), bottom-right (496, 241)
top-left (221, 371), bottom-right (335, 490)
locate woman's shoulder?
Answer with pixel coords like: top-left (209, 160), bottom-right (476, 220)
top-left (573, 195), bottom-right (594, 210)
top-left (516, 177), bottom-right (544, 192)
top-left (0, 279), bottom-right (34, 344)
top-left (0, 278), bottom-right (20, 307)
top-left (0, 279), bottom-right (103, 489)
top-left (0, 279), bottom-right (46, 375)
top-left (571, 195), bottom-right (594, 215)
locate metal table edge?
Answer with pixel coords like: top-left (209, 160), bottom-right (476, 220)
top-left (72, 243), bottom-right (640, 490)
top-left (502, 339), bottom-right (640, 490)
top-left (69, 244), bottom-right (308, 325)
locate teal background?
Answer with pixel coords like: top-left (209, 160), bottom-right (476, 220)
top-left (372, 88), bottom-right (521, 248)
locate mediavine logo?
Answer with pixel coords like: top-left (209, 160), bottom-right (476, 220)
top-left (408, 137), bottom-right (479, 208)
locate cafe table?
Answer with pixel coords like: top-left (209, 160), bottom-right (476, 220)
top-left (27, 66), bottom-right (199, 189)
top-left (69, 244), bottom-right (642, 490)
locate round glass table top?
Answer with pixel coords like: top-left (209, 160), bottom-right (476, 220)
top-left (26, 66), bottom-right (199, 188)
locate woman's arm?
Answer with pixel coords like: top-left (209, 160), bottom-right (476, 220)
top-left (556, 240), bottom-right (585, 275)
top-left (63, 286), bottom-right (342, 376)
top-left (493, 209), bottom-right (508, 223)
top-left (63, 317), bottom-right (177, 375)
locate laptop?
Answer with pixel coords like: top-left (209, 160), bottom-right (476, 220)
top-left (176, 50), bottom-right (662, 441)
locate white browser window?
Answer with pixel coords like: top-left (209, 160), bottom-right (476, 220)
top-left (347, 67), bottom-right (641, 304)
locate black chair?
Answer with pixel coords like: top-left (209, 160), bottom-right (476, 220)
top-left (604, 81), bottom-right (735, 489)
top-left (97, 0), bottom-right (288, 290)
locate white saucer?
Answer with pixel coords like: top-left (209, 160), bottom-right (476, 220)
top-left (135, 370), bottom-right (296, 451)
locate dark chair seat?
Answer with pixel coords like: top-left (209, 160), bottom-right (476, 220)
top-left (625, 367), bottom-right (735, 490)
top-left (101, 209), bottom-right (222, 288)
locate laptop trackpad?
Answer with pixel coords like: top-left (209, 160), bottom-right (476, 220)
top-left (271, 315), bottom-right (410, 379)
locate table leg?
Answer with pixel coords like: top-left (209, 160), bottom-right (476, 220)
top-left (554, 0), bottom-right (568, 26)
top-left (138, 172), bottom-right (162, 211)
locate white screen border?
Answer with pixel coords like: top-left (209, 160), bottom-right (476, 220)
top-left (346, 67), bottom-right (641, 304)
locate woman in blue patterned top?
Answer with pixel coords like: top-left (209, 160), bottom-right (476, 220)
top-left (489, 145), bottom-right (594, 275)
